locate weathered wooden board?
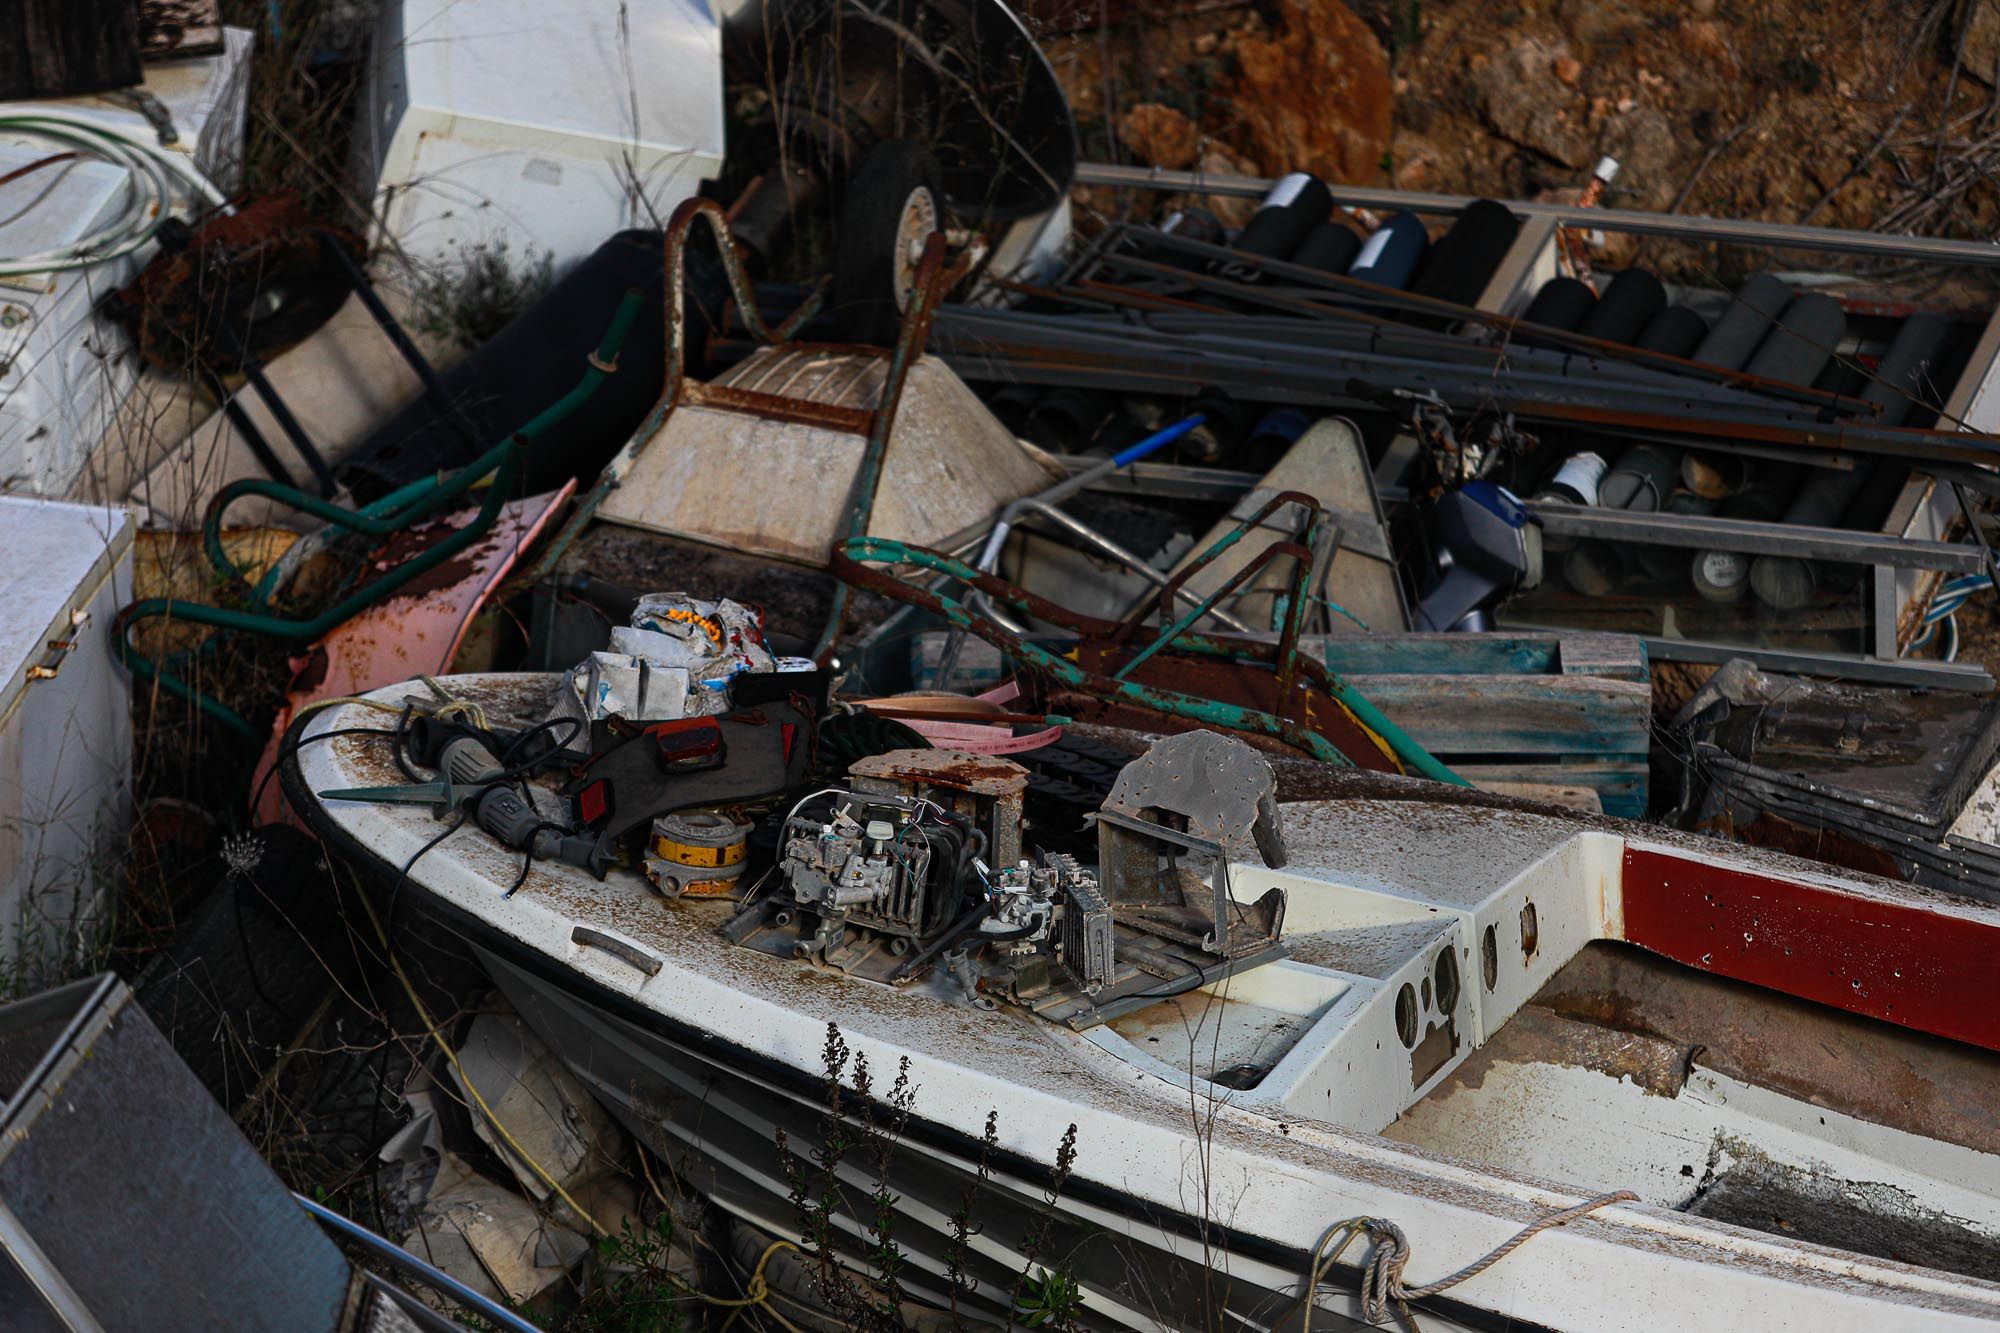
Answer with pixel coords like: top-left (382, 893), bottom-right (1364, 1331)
top-left (918, 631), bottom-right (1649, 687)
top-left (1, 0), bottom-right (142, 99)
top-left (1343, 673), bottom-right (1652, 756)
top-left (910, 628), bottom-right (1655, 816)
top-left (1455, 759), bottom-right (1650, 819)
top-left (1310, 632), bottom-right (1648, 682)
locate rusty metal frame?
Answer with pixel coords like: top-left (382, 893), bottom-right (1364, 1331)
top-left (1105, 492), bottom-right (1329, 691)
top-left (540, 194), bottom-right (983, 591)
top-left (830, 536), bottom-right (1423, 772)
top-left (678, 380), bottom-right (876, 434)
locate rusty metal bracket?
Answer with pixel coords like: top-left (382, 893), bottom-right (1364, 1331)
top-left (539, 196), bottom-right (829, 577)
top-left (810, 226), bottom-right (990, 662)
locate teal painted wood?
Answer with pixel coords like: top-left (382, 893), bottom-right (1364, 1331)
top-left (1307, 632), bottom-right (1647, 682)
top-left (918, 632), bottom-right (1649, 687)
top-left (1343, 674), bottom-right (1652, 755)
top-left (1309, 634), bottom-right (1559, 676)
top-left (907, 629), bottom-right (1654, 813)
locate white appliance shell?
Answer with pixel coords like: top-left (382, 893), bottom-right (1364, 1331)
top-left (0, 27), bottom-right (254, 499)
top-left (0, 496), bottom-right (134, 980)
top-left (357, 0), bottom-right (727, 276)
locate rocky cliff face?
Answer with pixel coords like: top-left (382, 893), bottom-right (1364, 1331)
top-left (1047, 0), bottom-right (2000, 263)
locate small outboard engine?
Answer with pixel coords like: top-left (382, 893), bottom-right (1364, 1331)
top-left (1414, 481), bottom-right (1542, 632)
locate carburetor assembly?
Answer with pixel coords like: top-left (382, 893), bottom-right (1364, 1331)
top-left (726, 734), bottom-right (1292, 1031)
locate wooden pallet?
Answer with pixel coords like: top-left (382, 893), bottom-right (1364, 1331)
top-left (1311, 632), bottom-right (1651, 817)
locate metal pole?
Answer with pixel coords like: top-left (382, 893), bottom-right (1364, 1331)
top-left (1074, 161), bottom-right (2000, 267)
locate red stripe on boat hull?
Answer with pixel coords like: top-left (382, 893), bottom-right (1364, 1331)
top-left (1621, 845), bottom-right (2000, 1053)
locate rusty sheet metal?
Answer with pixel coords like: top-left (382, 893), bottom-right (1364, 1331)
top-left (597, 351), bottom-right (1054, 566)
top-left (1620, 843), bottom-right (2000, 1053)
top-left (1536, 943), bottom-right (2000, 1158)
top-left (250, 485), bottom-right (573, 824)
top-left (1055, 651), bottom-right (1400, 772)
top-left (680, 381), bottom-right (875, 434)
top-left (109, 193), bottom-right (364, 372)
top-left (1702, 810), bottom-right (1906, 880)
top-left (849, 746), bottom-right (1028, 866)
top-left (848, 746), bottom-right (1029, 797)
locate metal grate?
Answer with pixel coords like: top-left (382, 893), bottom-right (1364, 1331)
top-left (1061, 876), bottom-right (1115, 994)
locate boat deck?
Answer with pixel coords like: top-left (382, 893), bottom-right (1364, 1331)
top-left (290, 675), bottom-right (2000, 1329)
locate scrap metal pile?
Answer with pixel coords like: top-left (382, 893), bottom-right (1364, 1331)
top-left (235, 152), bottom-right (2000, 987)
top-left (95, 139), bottom-right (2000, 932)
top-left (15, 1), bottom-right (2000, 1323)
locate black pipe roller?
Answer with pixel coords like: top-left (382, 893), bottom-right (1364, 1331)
top-left (1408, 199), bottom-right (1523, 318)
top-left (1219, 173), bottom-right (1333, 281)
top-left (1576, 268), bottom-right (1667, 346)
top-left (1290, 221), bottom-right (1362, 276)
top-left (1692, 291), bottom-right (1850, 603)
top-left (1680, 276), bottom-right (1810, 499)
top-left (1517, 276), bottom-right (1596, 349)
top-left (1635, 305), bottom-right (1710, 357)
top-left (1749, 311), bottom-right (1952, 609)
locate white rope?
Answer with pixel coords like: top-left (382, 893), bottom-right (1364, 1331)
top-left (0, 109), bottom-right (227, 276)
top-left (1297, 1189), bottom-right (1638, 1330)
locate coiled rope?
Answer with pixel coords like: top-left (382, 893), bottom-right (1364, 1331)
top-left (1297, 1189), bottom-right (1638, 1329)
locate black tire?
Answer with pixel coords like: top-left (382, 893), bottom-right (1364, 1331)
top-left (833, 140), bottom-right (945, 346)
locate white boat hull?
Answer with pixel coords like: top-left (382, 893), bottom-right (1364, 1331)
top-left (288, 676), bottom-right (2000, 1332)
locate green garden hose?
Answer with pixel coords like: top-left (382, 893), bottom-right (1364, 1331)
top-left (115, 291), bottom-right (644, 738)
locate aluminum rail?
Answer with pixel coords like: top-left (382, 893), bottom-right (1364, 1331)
top-left (1635, 635), bottom-right (1995, 691)
top-left (297, 1193), bottom-right (543, 1333)
top-left (1075, 161), bottom-right (2000, 267)
top-left (972, 495), bottom-right (1256, 633)
top-left (933, 300), bottom-right (1908, 427)
top-left (935, 331), bottom-right (2000, 465)
top-left (1069, 461), bottom-right (1973, 570)
top-left (1530, 506), bottom-right (1988, 572)
top-left (956, 300), bottom-right (1864, 407)
top-left (1097, 237), bottom-right (1874, 413)
top-left (933, 343), bottom-right (1994, 465)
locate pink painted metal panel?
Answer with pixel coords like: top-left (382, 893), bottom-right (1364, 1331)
top-left (251, 485), bottom-right (574, 824)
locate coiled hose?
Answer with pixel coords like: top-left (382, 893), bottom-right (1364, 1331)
top-left (0, 109), bottom-right (226, 275)
top-left (115, 290), bottom-right (645, 738)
